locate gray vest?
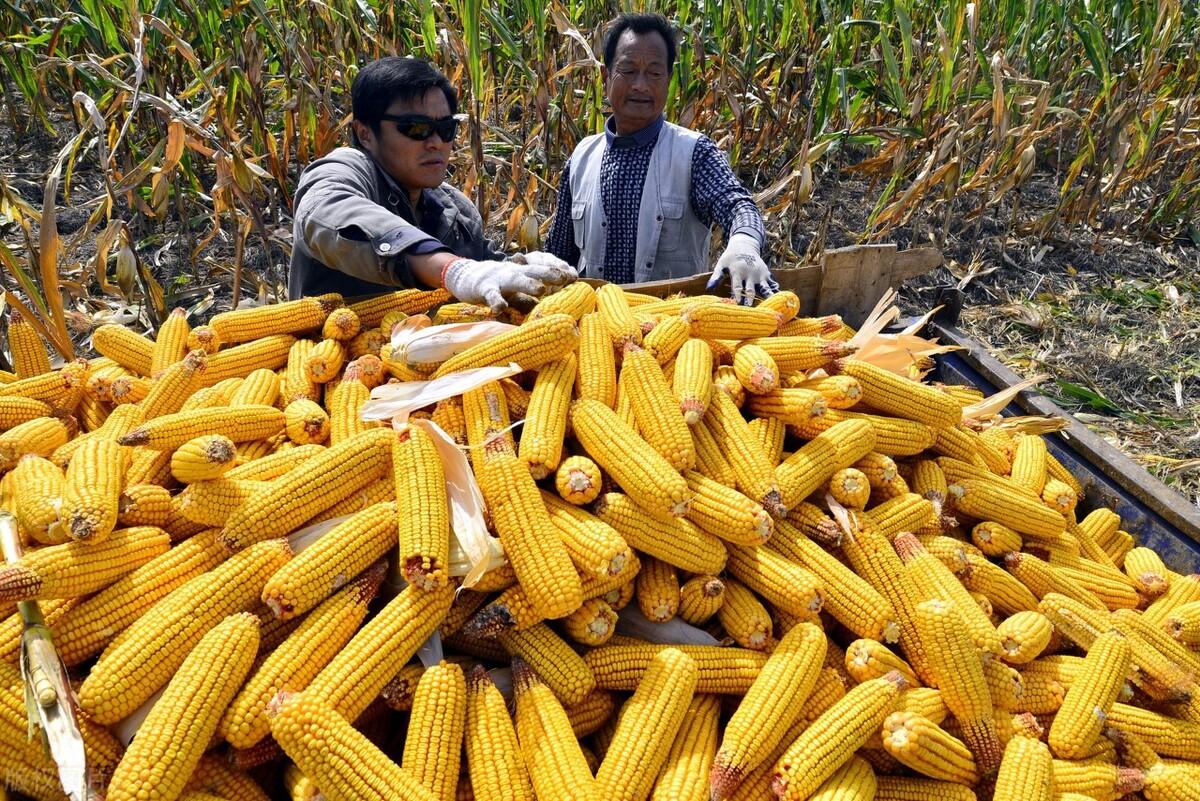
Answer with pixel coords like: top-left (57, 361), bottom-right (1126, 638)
top-left (568, 121), bottom-right (712, 282)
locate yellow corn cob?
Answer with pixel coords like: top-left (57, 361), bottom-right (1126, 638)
top-left (1009, 433), bottom-right (1048, 493)
top-left (170, 434), bottom-right (237, 483)
top-left (991, 734), bottom-right (1053, 801)
top-left (183, 756), bottom-right (270, 801)
top-left (970, 521), bottom-right (1022, 557)
top-left (746, 387), bottom-right (828, 428)
top-left (792, 408), bottom-right (936, 457)
top-left (716, 579), bottom-right (772, 650)
top-left (138, 349), bottom-right (208, 419)
top-left (863, 493), bottom-right (937, 541)
top-left (57, 436), bottom-right (122, 541)
top-left (573, 399), bottom-right (693, 517)
top-left (836, 359), bottom-right (962, 428)
top-left (595, 284), bottom-right (643, 347)
top-left (349, 288), bottom-right (447, 326)
top-left (553, 455), bottom-right (602, 505)
top-left (845, 639), bottom-right (920, 687)
top-left (793, 374), bottom-right (862, 409)
top-left (1165, 601), bottom-right (1200, 644)
top-left (635, 556), bottom-right (679, 622)
top-left (120, 405), bottom-right (285, 451)
top-left (220, 565), bottom-right (382, 749)
top-left (512, 658), bottom-right (598, 801)
top-left (1111, 607), bottom-right (1200, 690)
top-left (228, 368), bottom-right (281, 407)
top-left (747, 417), bottom-right (785, 467)
top-left (594, 491), bottom-right (725, 573)
top-left (595, 647), bottom-right (699, 801)
top-left (12, 455), bottom-right (65, 543)
top-left (105, 613), bottom-right (259, 801)
top-left (304, 581), bottom-right (453, 722)
top-left (743, 336), bottom-right (853, 376)
top-left (209, 295), bottom-right (337, 344)
top-left (1146, 573), bottom-right (1200, 626)
top-left (519, 353), bottom-right (576, 478)
top-left (527, 281), bottom-right (596, 322)
top-left (649, 693), bottom-right (720, 801)
top-left (829, 467), bottom-right (871, 509)
top-left (710, 622), bottom-right (827, 800)
top-left (202, 334), bottom-right (296, 386)
top-left (676, 575), bottom-right (724, 625)
top-left (563, 688), bottom-right (616, 738)
top-left (221, 428), bottom-right (391, 549)
top-left (950, 479), bottom-right (1066, 538)
top-left (92, 323), bottom-right (154, 375)
top-left (641, 314), bottom-right (687, 365)
top-left (683, 302), bottom-right (779, 339)
top-left (318, 307), bottom-right (359, 341)
top-left (282, 398), bottom-right (329, 445)
top-left (732, 343), bottom-right (780, 395)
top-left (176, 478), bottom-right (267, 527)
top-left (271, 692), bottom-right (436, 801)
top-left (881, 711), bottom-right (978, 785)
top-left (1050, 759), bottom-right (1144, 800)
top-left (0, 416), bottom-right (72, 469)
top-left (432, 313), bottom-right (579, 378)
top-left (539, 490), bottom-right (629, 577)
top-left (875, 777), bottom-right (979, 801)
top-left (714, 362), bottom-right (745, 402)
top-left (464, 666), bottom-right (533, 801)
top-left (380, 662), bottom-right (426, 712)
top-left (400, 661), bottom-right (466, 801)
top-left (773, 672), bottom-right (906, 801)
top-left (770, 520), bottom-right (897, 642)
top-left (0, 525), bottom-right (170, 601)
top-left (912, 599), bottom-right (1003, 775)
top-left (303, 338), bottom-right (346, 384)
top-left (148, 308), bottom-right (190, 377)
top-left (1123, 546), bottom-right (1169, 598)
top-left (7, 313), bottom-right (51, 378)
top-left (498, 622), bottom-right (596, 706)
top-left (584, 643), bottom-right (767, 694)
top-left (982, 658), bottom-right (1024, 712)
top-left (0, 396), bottom-right (52, 430)
top-left (704, 389), bottom-right (785, 516)
top-left (959, 552), bottom-right (1039, 615)
top-left (0, 358), bottom-right (86, 409)
top-left (1004, 552), bottom-right (1107, 610)
top-left (104, 374), bottom-right (150, 406)
top-left (1041, 478), bottom-right (1078, 515)
top-left (672, 338), bottom-right (714, 425)
top-left (477, 450), bottom-right (582, 619)
top-left (576, 312), bottom-right (617, 407)
top-left (53, 530), bottom-right (227, 666)
top-left (563, 597), bottom-right (618, 646)
top-left (778, 420), bottom-right (876, 512)
top-left (726, 543), bottom-right (822, 619)
top-left (281, 339), bottom-right (319, 404)
top-left (393, 426), bottom-right (450, 591)
top-left (996, 610), bottom-right (1053, 664)
top-left (682, 471), bottom-right (773, 546)
top-left (691, 417), bottom-right (739, 487)
top-left (623, 342), bottom-right (696, 471)
top-left (77, 539), bottom-right (289, 724)
top-left (184, 324), bottom-right (221, 355)
top-left (932, 426), bottom-right (993, 470)
top-left (1050, 560), bottom-right (1140, 610)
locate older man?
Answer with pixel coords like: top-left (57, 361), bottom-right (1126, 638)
top-left (290, 56), bottom-right (573, 310)
top-left (546, 13), bottom-right (777, 304)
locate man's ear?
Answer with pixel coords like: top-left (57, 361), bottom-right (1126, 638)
top-left (352, 119), bottom-right (373, 149)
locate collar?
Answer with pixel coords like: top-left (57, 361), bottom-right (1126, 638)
top-left (357, 144), bottom-right (428, 216)
top-left (605, 115), bottom-right (664, 149)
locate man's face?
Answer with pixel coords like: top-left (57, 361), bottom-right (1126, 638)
top-left (355, 87), bottom-right (454, 196)
top-left (603, 29), bottom-right (671, 136)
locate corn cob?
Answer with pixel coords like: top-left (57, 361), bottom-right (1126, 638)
top-left (271, 691), bottom-right (437, 801)
top-left (104, 613), bottom-right (259, 801)
top-left (576, 312), bottom-right (618, 407)
top-left (590, 493), bottom-right (724, 576)
top-left (950, 479), bottom-right (1066, 538)
top-left (623, 342), bottom-right (696, 470)
top-left (831, 359), bottom-right (961, 427)
top-left (169, 434), bottom-right (237, 483)
top-left (1050, 759), bottom-right (1144, 800)
top-left (683, 302), bottom-right (779, 339)
top-left (732, 343), bottom-right (780, 395)
top-left (772, 672), bottom-right (906, 800)
top-left (584, 642), bottom-right (767, 693)
top-left (960, 551), bottom-right (1039, 614)
top-left (137, 349), bottom-right (208, 419)
top-left (594, 284), bottom-right (644, 347)
top-left (710, 622), bottom-right (827, 799)
top-left (512, 658), bottom-right (598, 801)
top-left (996, 610), bottom-right (1054, 664)
top-left (992, 734), bottom-right (1052, 801)
top-left (432, 313), bottom-right (579, 378)
top-left (669, 576), bottom-right (722, 627)
top-left (747, 417), bottom-right (785, 467)
top-left (1124, 546), bottom-right (1170, 598)
top-left (280, 398), bottom-right (328, 445)
top-left (0, 396), bottom-right (52, 430)
top-left (862, 493), bottom-right (937, 541)
top-left (912, 599), bottom-right (1003, 775)
top-left (59, 436), bottom-right (123, 541)
top-left (182, 757), bottom-right (270, 801)
top-left (792, 408), bottom-right (936, 456)
top-left (303, 581), bottom-right (453, 722)
top-left (742, 335), bottom-right (853, 374)
top-left (649, 693), bottom-right (720, 801)
top-left (1146, 573), bottom-right (1200, 626)
top-left (845, 639), bottom-right (920, 687)
top-left (496, 622), bottom-right (594, 707)
top-left (1111, 606), bottom-right (1200, 687)
top-left (671, 338), bottom-right (714, 424)
top-left (209, 296), bottom-right (336, 344)
top-left (639, 314), bottom-right (686, 364)
top-left (680, 471), bottom-right (773, 546)
top-left (221, 564), bottom-right (383, 749)
top-left (398, 661), bottom-right (466, 801)
top-left (691, 415), bottom-right (739, 487)
top-left (350, 287), bottom-right (448, 326)
top-left (829, 467), bottom-right (871, 509)
top-left (221, 427), bottom-right (391, 549)
top-left (970, 521), bottom-right (1022, 557)
top-left (633, 556), bottom-right (678, 621)
top-left (393, 425), bottom-right (450, 591)
top-left (1165, 601), bottom-right (1200, 644)
top-left (573, 399), bottom-right (693, 517)
top-left (175, 478), bottom-right (266, 527)
top-left (0, 416), bottom-right (72, 469)
top-left (202, 334), bottom-right (296, 386)
top-left (6, 312), bottom-right (51, 378)
top-left (0, 525), bottom-right (169, 601)
top-left (704, 388), bottom-right (784, 516)
top-left (226, 368), bottom-right (281, 407)
top-left (770, 520), bottom-right (897, 641)
top-left (564, 597), bottom-right (618, 646)
top-left (881, 711), bottom-right (979, 785)
top-left (518, 353), bottom-right (576, 478)
top-left (464, 666), bottom-right (534, 801)
top-left (595, 647), bottom-right (698, 801)
top-left (793, 374), bottom-right (862, 409)
top-left (553, 455), bottom-right (602, 505)
top-left (1004, 551), bottom-right (1107, 610)
top-left (12, 455), bottom-right (65, 543)
top-left (92, 323), bottom-right (155, 375)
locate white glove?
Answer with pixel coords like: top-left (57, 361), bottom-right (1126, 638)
top-left (443, 254), bottom-right (577, 313)
top-left (707, 233), bottom-right (778, 306)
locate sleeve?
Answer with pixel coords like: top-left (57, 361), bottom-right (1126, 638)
top-left (688, 137), bottom-right (767, 250)
top-left (545, 162), bottom-right (581, 267)
top-left (292, 153), bottom-right (445, 287)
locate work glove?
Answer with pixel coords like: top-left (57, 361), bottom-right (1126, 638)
top-left (707, 233), bottom-right (778, 306)
top-left (443, 252), bottom-right (577, 313)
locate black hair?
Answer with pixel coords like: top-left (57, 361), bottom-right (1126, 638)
top-left (351, 57), bottom-right (458, 145)
top-left (602, 13), bottom-right (677, 73)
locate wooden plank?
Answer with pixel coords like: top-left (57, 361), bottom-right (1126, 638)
top-left (931, 321), bottom-right (1200, 551)
top-left (816, 244), bottom-right (943, 327)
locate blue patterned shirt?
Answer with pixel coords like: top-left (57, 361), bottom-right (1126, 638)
top-left (546, 116), bottom-right (766, 284)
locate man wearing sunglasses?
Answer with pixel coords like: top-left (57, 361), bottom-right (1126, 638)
top-left (546, 14), bottom-right (777, 305)
top-left (290, 57), bottom-right (574, 310)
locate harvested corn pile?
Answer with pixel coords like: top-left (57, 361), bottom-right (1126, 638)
top-left (1, 282), bottom-right (1199, 801)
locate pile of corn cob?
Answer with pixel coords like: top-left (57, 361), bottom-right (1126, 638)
top-left (0, 281), bottom-right (1199, 801)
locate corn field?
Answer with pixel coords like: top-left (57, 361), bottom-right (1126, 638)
top-left (0, 0), bottom-right (1198, 354)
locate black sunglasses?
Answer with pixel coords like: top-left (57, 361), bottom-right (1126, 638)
top-left (379, 113), bottom-right (464, 142)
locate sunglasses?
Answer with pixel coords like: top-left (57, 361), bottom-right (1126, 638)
top-left (379, 113), bottom-right (465, 142)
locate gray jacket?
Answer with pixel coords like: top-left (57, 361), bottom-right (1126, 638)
top-left (288, 146), bottom-right (504, 299)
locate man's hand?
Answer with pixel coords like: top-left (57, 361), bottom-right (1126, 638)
top-left (442, 253), bottom-right (577, 313)
top-left (707, 233), bottom-right (778, 306)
